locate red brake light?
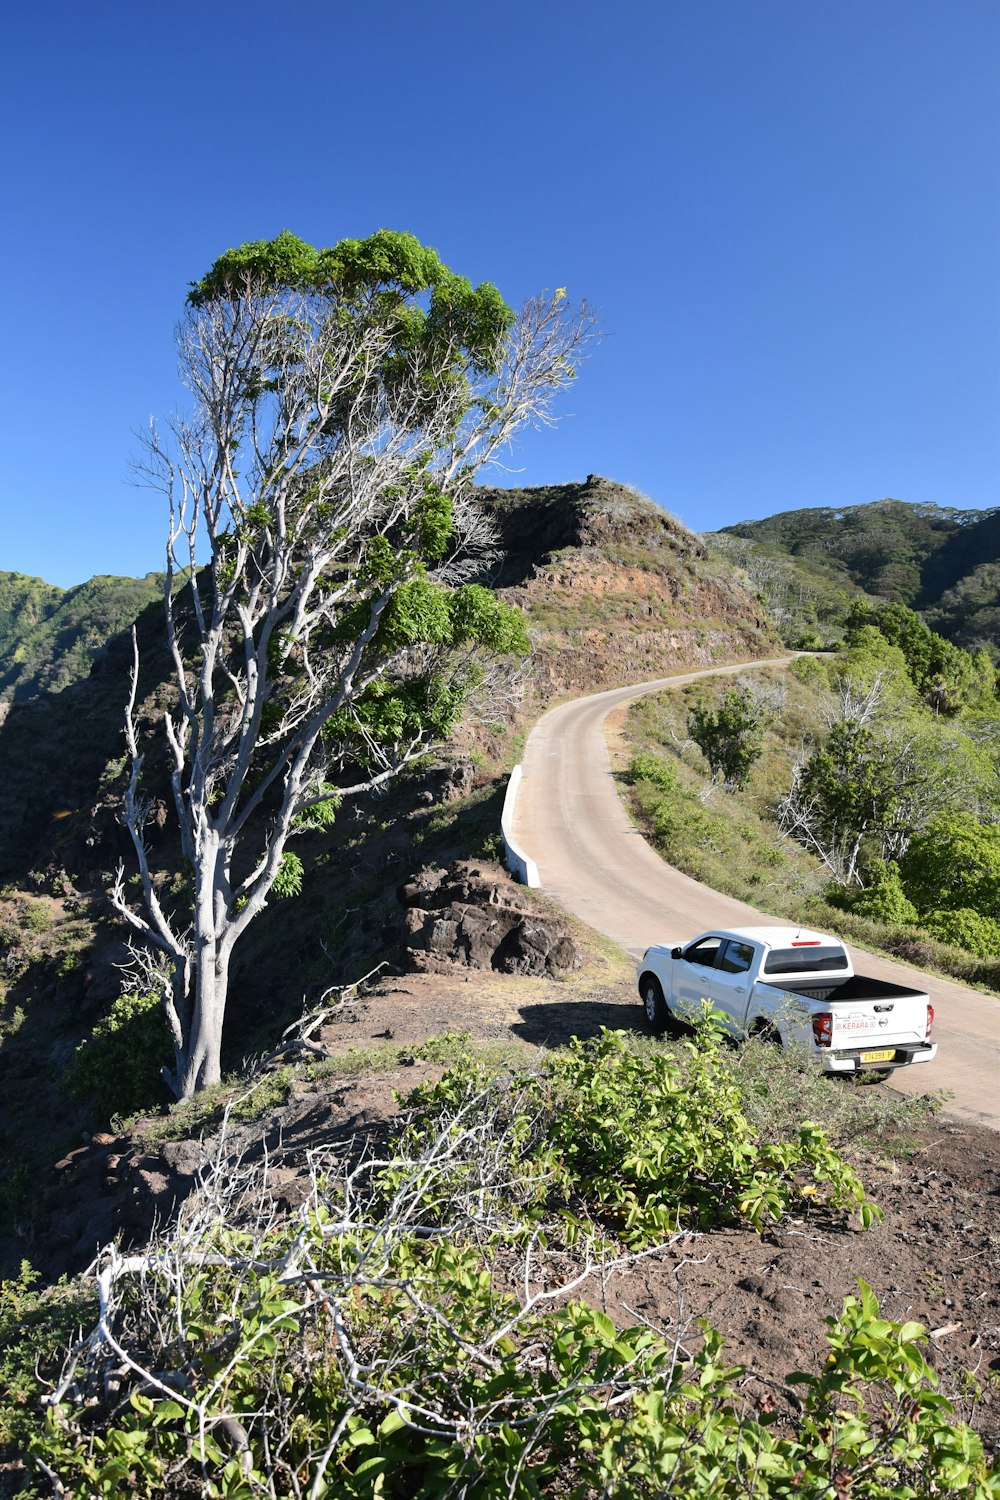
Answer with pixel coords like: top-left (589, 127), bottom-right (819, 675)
top-left (926, 1003), bottom-right (934, 1038)
top-left (811, 1012), bottom-right (833, 1048)
top-left (792, 940), bottom-right (820, 946)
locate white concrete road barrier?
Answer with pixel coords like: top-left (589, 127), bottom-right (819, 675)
top-left (501, 764), bottom-right (540, 887)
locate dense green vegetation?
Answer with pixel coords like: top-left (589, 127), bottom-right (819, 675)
top-left (716, 498), bottom-right (1000, 657)
top-left (9, 1024), bottom-right (993, 1498)
top-left (624, 603), bottom-right (1000, 979)
top-left (0, 571), bottom-right (164, 703)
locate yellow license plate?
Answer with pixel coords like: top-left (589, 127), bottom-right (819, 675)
top-left (860, 1049), bottom-right (895, 1064)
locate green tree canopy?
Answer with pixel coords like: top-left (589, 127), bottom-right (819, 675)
top-left (900, 813), bottom-right (1000, 919)
top-left (846, 599), bottom-right (996, 715)
top-left (687, 683), bottom-right (770, 792)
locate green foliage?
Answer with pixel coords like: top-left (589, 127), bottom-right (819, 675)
top-left (24, 1035), bottom-right (994, 1498)
top-left (396, 1024), bottom-right (878, 1243)
top-left (291, 784), bottom-right (341, 833)
top-left (0, 1262), bottom-right (93, 1453)
top-left (922, 907), bottom-right (1000, 959)
top-left (380, 578), bottom-right (529, 656)
top-left (628, 749), bottom-right (679, 794)
top-left (788, 653), bottom-right (830, 687)
top-left (70, 991), bottom-right (170, 1118)
top-left (379, 574), bottom-right (454, 649)
top-left (188, 228), bottom-right (514, 375)
top-left (840, 859), bottom-right (919, 925)
top-left (900, 813), bottom-right (1000, 918)
top-left (847, 598), bottom-right (996, 714)
top-left (837, 624), bottom-right (916, 700)
top-left (687, 683), bottom-right (769, 791)
top-left (792, 716), bottom-right (910, 885)
top-left (447, 584), bottom-right (530, 653)
top-left (272, 850), bottom-right (304, 900)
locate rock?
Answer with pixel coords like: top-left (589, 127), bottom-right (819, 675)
top-left (396, 860), bottom-right (579, 978)
top-left (414, 758), bottom-right (477, 807)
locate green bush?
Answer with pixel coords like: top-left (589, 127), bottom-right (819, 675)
top-left (793, 630), bottom-right (825, 651)
top-left (922, 907), bottom-right (1000, 959)
top-left (789, 653), bottom-right (830, 686)
top-left (70, 990), bottom-right (171, 1119)
top-left (629, 749), bottom-right (679, 794)
top-left (0, 1262), bottom-right (93, 1456)
top-left (845, 859), bottom-right (919, 925)
top-left (395, 1024), bottom-right (879, 1242)
top-left (688, 683), bottom-right (768, 791)
top-left (901, 814), bottom-right (1000, 919)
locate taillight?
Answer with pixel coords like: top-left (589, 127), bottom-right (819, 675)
top-left (926, 1003), bottom-right (934, 1038)
top-left (811, 1012), bottom-right (833, 1048)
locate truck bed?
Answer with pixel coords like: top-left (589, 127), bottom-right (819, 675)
top-left (761, 974), bottom-right (927, 1005)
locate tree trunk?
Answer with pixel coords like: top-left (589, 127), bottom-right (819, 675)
top-left (174, 860), bottom-right (231, 1099)
top-left (175, 947), bottom-right (229, 1098)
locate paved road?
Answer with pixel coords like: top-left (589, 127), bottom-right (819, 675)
top-left (512, 660), bottom-right (1000, 1130)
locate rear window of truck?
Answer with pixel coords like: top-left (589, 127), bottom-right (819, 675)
top-left (762, 945), bottom-right (850, 975)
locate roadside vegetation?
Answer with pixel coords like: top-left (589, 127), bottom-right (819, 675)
top-left (622, 600), bottom-right (1000, 987)
top-left (8, 1017), bottom-right (995, 1498)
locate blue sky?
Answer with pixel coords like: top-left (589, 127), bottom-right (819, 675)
top-left (3, 0), bottom-right (997, 588)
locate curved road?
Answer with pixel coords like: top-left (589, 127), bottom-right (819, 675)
top-left (512, 660), bottom-right (1000, 1130)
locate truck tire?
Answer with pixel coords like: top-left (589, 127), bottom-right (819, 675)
top-left (641, 975), bottom-right (669, 1033)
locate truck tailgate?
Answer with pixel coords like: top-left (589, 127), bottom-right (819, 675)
top-left (829, 994), bottom-right (929, 1049)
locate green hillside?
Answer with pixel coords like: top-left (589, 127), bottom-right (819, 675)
top-left (0, 570), bottom-right (165, 703)
top-left (717, 498), bottom-right (1000, 654)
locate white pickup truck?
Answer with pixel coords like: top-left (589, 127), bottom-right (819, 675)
top-left (637, 925), bottom-right (936, 1075)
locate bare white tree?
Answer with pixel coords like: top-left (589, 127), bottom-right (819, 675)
top-left (110, 233), bottom-right (594, 1097)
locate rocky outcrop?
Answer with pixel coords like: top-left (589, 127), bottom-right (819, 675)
top-left (397, 861), bottom-right (579, 977)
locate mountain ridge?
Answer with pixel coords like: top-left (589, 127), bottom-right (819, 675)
top-left (719, 497), bottom-right (1000, 652)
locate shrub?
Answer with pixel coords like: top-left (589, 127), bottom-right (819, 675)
top-left (848, 859), bottom-right (919, 925)
top-left (70, 990), bottom-right (171, 1119)
top-left (629, 750), bottom-right (679, 794)
top-left (901, 814), bottom-right (1000, 918)
top-left (25, 1056), bottom-right (992, 1499)
top-left (395, 1024), bottom-right (879, 1242)
top-left (688, 683), bottom-right (769, 791)
top-left (922, 907), bottom-right (1000, 959)
top-left (0, 1262), bottom-right (92, 1456)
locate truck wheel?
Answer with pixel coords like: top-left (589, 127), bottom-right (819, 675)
top-left (750, 1020), bottom-right (782, 1048)
top-left (641, 976), bottom-right (669, 1033)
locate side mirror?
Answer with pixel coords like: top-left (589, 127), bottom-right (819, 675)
top-left (671, 945), bottom-right (683, 960)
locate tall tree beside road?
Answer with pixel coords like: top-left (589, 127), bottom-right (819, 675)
top-left (112, 229), bottom-right (593, 1098)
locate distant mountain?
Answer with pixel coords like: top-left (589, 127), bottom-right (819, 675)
top-left (718, 499), bottom-right (1000, 653)
top-left (0, 571), bottom-right (165, 704)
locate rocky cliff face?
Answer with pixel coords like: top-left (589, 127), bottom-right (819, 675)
top-left (478, 476), bottom-right (779, 698)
